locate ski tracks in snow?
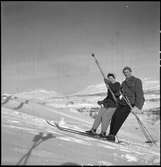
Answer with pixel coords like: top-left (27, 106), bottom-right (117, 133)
top-left (2, 99), bottom-right (160, 165)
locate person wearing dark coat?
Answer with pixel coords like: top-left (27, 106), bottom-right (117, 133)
top-left (106, 66), bottom-right (145, 142)
top-left (86, 73), bottom-right (121, 137)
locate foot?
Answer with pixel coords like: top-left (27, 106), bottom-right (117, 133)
top-left (106, 134), bottom-right (115, 142)
top-left (85, 129), bottom-right (96, 135)
top-left (99, 132), bottom-right (106, 138)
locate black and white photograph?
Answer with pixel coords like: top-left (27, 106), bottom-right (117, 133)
top-left (1, 1), bottom-right (160, 165)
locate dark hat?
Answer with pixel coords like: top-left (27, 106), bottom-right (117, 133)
top-left (107, 73), bottom-right (115, 79)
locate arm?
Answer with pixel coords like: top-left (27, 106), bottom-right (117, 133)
top-left (102, 95), bottom-right (109, 103)
top-left (113, 82), bottom-right (121, 97)
top-left (97, 79), bottom-right (110, 105)
top-left (97, 94), bottom-right (109, 105)
top-left (134, 79), bottom-right (145, 110)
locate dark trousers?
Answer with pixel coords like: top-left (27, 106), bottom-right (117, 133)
top-left (109, 104), bottom-right (131, 136)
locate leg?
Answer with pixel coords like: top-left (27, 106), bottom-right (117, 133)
top-left (92, 107), bottom-right (104, 131)
top-left (110, 105), bottom-right (131, 136)
top-left (109, 105), bottom-right (121, 135)
top-left (101, 107), bottom-right (116, 134)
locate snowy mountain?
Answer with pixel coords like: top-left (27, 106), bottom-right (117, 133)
top-left (142, 78), bottom-right (160, 92)
top-left (75, 78), bottom-right (160, 96)
top-left (13, 89), bottom-right (62, 101)
top-left (73, 78), bottom-right (160, 111)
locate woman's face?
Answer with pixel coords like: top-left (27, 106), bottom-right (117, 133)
top-left (108, 76), bottom-right (115, 83)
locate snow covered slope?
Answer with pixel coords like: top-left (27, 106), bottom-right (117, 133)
top-left (73, 78), bottom-right (160, 111)
top-left (1, 103), bottom-right (160, 165)
top-left (14, 89), bottom-right (62, 100)
top-left (1, 78), bottom-right (160, 165)
top-left (75, 78), bottom-right (159, 96)
top-left (1, 92), bottom-right (160, 165)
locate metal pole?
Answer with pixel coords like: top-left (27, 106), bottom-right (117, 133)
top-left (91, 54), bottom-right (117, 103)
top-left (121, 94), bottom-right (156, 145)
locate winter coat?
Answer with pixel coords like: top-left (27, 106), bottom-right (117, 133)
top-left (119, 76), bottom-right (145, 110)
top-left (102, 82), bottom-right (121, 108)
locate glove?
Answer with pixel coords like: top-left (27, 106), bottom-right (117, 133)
top-left (131, 106), bottom-right (143, 114)
top-left (97, 100), bottom-right (103, 106)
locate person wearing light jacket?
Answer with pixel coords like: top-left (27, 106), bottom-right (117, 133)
top-left (106, 66), bottom-right (145, 142)
top-left (86, 73), bottom-right (121, 137)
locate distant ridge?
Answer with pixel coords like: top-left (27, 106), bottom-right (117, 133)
top-left (13, 89), bottom-right (63, 100)
top-left (74, 78), bottom-right (160, 96)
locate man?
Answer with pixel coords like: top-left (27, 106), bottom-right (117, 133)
top-left (106, 66), bottom-right (145, 142)
top-left (86, 73), bottom-right (121, 137)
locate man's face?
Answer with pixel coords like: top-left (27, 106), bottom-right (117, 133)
top-left (123, 69), bottom-right (132, 78)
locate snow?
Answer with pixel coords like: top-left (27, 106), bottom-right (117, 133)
top-left (14, 89), bottom-right (62, 100)
top-left (143, 101), bottom-right (160, 111)
top-left (73, 78), bottom-right (160, 112)
top-left (1, 78), bottom-right (160, 165)
top-left (49, 102), bottom-right (96, 109)
top-left (122, 154), bottom-right (138, 162)
top-left (142, 78), bottom-right (160, 91)
top-left (74, 78), bottom-right (160, 96)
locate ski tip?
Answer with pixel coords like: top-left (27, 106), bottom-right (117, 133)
top-left (46, 120), bottom-right (58, 128)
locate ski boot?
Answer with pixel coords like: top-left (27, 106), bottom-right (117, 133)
top-left (99, 132), bottom-right (106, 138)
top-left (85, 129), bottom-right (96, 135)
top-left (106, 134), bottom-right (115, 142)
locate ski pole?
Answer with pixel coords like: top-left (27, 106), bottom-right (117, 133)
top-left (122, 95), bottom-right (154, 142)
top-left (91, 53), bottom-right (117, 103)
top-left (121, 95), bottom-right (156, 145)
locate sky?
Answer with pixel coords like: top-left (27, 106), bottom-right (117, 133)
top-left (1, 1), bottom-right (160, 95)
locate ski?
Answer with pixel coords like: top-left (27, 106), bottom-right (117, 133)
top-left (46, 120), bottom-right (128, 145)
top-left (46, 120), bottom-right (158, 148)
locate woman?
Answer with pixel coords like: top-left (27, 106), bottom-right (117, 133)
top-left (86, 73), bottom-right (121, 137)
